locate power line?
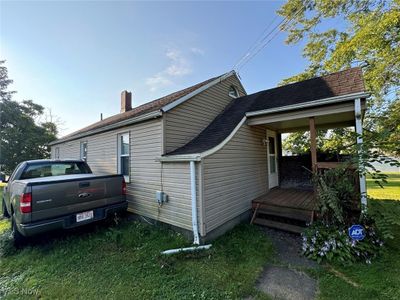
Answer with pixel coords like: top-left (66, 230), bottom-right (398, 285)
top-left (232, 14), bottom-right (280, 70)
top-left (237, 8), bottom-right (304, 72)
top-left (233, 1), bottom-right (309, 73)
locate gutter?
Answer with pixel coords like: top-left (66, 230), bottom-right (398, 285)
top-left (161, 160), bottom-right (212, 255)
top-left (50, 110), bottom-right (163, 146)
top-left (245, 92), bottom-right (370, 117)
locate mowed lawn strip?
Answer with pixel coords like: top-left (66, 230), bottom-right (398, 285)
top-left (367, 172), bottom-right (400, 200)
top-left (0, 189), bottom-right (273, 300)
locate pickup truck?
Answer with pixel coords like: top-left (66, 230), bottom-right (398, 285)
top-left (1, 159), bottom-right (127, 245)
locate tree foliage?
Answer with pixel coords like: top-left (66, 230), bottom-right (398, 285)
top-left (278, 0), bottom-right (400, 156)
top-left (0, 61), bottom-right (58, 175)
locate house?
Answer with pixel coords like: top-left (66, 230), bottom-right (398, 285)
top-left (50, 68), bottom-right (368, 241)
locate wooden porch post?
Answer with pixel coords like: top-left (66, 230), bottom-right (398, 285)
top-left (355, 98), bottom-right (367, 211)
top-left (309, 117), bottom-right (317, 172)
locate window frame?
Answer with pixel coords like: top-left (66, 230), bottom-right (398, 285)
top-left (117, 132), bottom-right (130, 183)
top-left (80, 141), bottom-right (88, 161)
top-left (228, 85), bottom-right (239, 98)
top-left (55, 147), bottom-right (60, 159)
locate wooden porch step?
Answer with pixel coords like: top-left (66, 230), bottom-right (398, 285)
top-left (256, 204), bottom-right (313, 223)
top-left (253, 218), bottom-right (305, 234)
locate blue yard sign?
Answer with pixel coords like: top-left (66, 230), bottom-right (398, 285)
top-left (348, 225), bottom-right (366, 241)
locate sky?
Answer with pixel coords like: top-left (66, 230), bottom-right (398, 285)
top-left (1, 0), bottom-right (309, 136)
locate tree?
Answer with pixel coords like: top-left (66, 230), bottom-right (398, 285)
top-left (278, 0), bottom-right (400, 156)
top-left (0, 61), bottom-right (58, 175)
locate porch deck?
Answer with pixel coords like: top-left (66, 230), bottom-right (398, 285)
top-left (252, 188), bottom-right (316, 211)
top-left (251, 188), bottom-right (316, 233)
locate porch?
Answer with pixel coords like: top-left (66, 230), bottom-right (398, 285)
top-left (250, 188), bottom-right (315, 233)
top-left (247, 96), bottom-right (367, 233)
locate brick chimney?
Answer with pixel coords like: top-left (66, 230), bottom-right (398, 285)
top-left (120, 90), bottom-right (132, 113)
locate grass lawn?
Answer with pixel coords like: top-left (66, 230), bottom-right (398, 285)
top-left (0, 172), bottom-right (399, 299)
top-left (367, 172), bottom-right (400, 200)
top-left (0, 187), bottom-right (274, 299)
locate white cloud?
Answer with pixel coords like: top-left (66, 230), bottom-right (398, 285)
top-left (145, 73), bottom-right (173, 92)
top-left (146, 48), bottom-right (192, 92)
top-left (190, 47), bottom-right (205, 56)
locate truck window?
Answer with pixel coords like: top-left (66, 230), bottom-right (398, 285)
top-left (20, 162), bottom-right (91, 179)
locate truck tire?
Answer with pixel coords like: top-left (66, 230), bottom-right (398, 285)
top-left (2, 199), bottom-right (10, 218)
top-left (11, 215), bottom-right (26, 247)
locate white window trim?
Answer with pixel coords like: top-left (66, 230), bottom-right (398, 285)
top-left (80, 141), bottom-right (88, 161)
top-left (228, 85), bottom-right (239, 98)
top-left (55, 147), bottom-right (60, 159)
top-left (117, 132), bottom-right (130, 183)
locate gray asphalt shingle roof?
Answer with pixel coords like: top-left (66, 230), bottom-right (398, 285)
top-left (166, 67), bottom-right (366, 156)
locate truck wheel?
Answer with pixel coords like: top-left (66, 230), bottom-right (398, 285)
top-left (11, 215), bottom-right (26, 247)
top-left (2, 199), bottom-right (10, 218)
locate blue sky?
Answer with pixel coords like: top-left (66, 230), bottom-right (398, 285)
top-left (1, 1), bottom-right (309, 136)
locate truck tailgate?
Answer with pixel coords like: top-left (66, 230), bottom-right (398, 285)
top-left (29, 175), bottom-right (125, 222)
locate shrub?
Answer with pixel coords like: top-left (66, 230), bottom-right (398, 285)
top-left (302, 221), bottom-right (384, 264)
top-left (313, 166), bottom-right (358, 225)
top-left (306, 167), bottom-right (385, 264)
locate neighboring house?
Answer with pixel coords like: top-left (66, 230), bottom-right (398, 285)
top-left (50, 68), bottom-right (368, 241)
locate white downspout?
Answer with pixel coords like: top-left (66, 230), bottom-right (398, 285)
top-left (190, 160), bottom-right (200, 245)
top-left (161, 160), bottom-right (212, 255)
top-left (355, 98), bottom-right (367, 211)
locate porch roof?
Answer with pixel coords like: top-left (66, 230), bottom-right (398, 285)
top-left (166, 67), bottom-right (368, 156)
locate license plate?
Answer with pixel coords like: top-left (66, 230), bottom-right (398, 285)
top-left (76, 210), bottom-right (94, 222)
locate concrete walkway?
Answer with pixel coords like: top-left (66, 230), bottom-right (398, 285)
top-left (253, 227), bottom-right (318, 300)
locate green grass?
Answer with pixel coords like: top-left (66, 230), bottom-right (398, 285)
top-left (367, 172), bottom-right (400, 200)
top-left (314, 199), bottom-right (400, 300)
top-left (0, 173), bottom-right (399, 300)
top-left (0, 207), bottom-right (273, 299)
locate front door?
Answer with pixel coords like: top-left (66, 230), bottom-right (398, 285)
top-left (267, 130), bottom-right (279, 189)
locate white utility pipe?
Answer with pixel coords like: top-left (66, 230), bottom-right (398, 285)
top-left (161, 160), bottom-right (212, 255)
top-left (161, 244), bottom-right (212, 255)
top-left (355, 98), bottom-right (367, 211)
top-left (190, 160), bottom-right (200, 245)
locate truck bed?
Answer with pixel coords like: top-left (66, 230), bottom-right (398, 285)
top-left (16, 174), bottom-right (125, 222)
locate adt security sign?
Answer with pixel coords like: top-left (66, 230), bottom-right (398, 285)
top-left (348, 225), bottom-right (366, 241)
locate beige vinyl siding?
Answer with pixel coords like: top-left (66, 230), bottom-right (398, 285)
top-left (128, 121), bottom-right (192, 231)
top-left (164, 75), bottom-right (246, 153)
top-left (134, 161), bottom-right (193, 231)
top-left (202, 124), bottom-right (268, 233)
top-left (51, 118), bottom-right (194, 231)
top-left (51, 142), bottom-right (80, 160)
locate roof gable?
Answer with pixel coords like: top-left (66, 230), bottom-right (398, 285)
top-left (166, 67), bottom-right (367, 156)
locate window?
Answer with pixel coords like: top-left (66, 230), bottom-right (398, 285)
top-left (80, 142), bottom-right (88, 161)
top-left (118, 133), bottom-right (130, 182)
top-left (55, 147), bottom-right (60, 159)
top-left (228, 85), bottom-right (239, 98)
